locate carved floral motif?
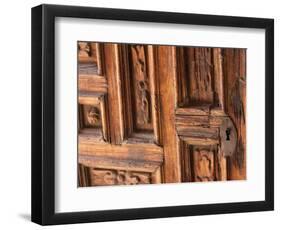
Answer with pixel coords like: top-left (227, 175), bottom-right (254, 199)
top-left (193, 148), bottom-right (215, 182)
top-left (138, 80), bottom-right (150, 124)
top-left (131, 45), bottom-right (151, 125)
top-left (92, 168), bottom-right (151, 185)
top-left (87, 106), bottom-right (100, 126)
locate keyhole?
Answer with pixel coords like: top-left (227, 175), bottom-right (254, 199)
top-left (226, 128), bottom-right (231, 141)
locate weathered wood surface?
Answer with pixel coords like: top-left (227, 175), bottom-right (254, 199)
top-left (77, 42), bottom-right (246, 186)
top-left (223, 49), bottom-right (246, 180)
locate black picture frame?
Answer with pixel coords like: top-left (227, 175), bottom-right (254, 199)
top-left (31, 4), bottom-right (274, 225)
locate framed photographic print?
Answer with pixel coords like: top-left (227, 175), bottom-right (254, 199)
top-left (31, 4), bottom-right (274, 225)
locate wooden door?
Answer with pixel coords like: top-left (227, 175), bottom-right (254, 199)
top-left (77, 42), bottom-right (246, 186)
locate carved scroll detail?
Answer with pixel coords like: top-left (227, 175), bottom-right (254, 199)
top-left (131, 45), bottom-right (151, 127)
top-left (91, 168), bottom-right (151, 185)
top-left (86, 106), bottom-right (100, 126)
top-left (78, 42), bottom-right (91, 58)
top-left (138, 80), bottom-right (151, 124)
top-left (193, 148), bottom-right (215, 182)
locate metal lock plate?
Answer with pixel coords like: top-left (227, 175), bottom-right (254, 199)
top-left (219, 117), bottom-right (237, 156)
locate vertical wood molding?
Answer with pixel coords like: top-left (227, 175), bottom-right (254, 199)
top-left (152, 167), bottom-right (162, 184)
top-left (216, 146), bottom-right (227, 181)
top-left (95, 43), bottom-right (104, 75)
top-left (103, 44), bottom-right (124, 144)
top-left (99, 96), bottom-right (110, 141)
top-left (78, 164), bottom-right (90, 187)
top-left (118, 44), bottom-right (134, 139)
top-left (223, 49), bottom-right (246, 180)
top-left (213, 48), bottom-right (225, 110)
top-left (175, 47), bottom-right (188, 107)
top-left (157, 46), bottom-right (181, 182)
top-left (147, 45), bottom-right (161, 145)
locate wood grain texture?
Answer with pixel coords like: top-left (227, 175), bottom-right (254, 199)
top-left (223, 48), bottom-right (246, 180)
top-left (119, 44), bottom-right (160, 144)
top-left (175, 47), bottom-right (245, 182)
top-left (129, 45), bottom-right (153, 130)
top-left (156, 45), bottom-right (182, 182)
top-left (193, 147), bottom-right (216, 182)
top-left (103, 44), bottom-right (124, 144)
top-left (187, 47), bottom-right (215, 105)
top-left (78, 42), bottom-right (104, 75)
top-left (147, 45), bottom-right (162, 145)
top-left (79, 75), bottom-right (107, 93)
top-left (77, 42), bottom-right (246, 186)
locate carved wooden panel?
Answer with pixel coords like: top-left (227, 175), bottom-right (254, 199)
top-left (119, 44), bottom-right (159, 144)
top-left (129, 45), bottom-right (152, 130)
top-left (82, 105), bottom-right (101, 128)
top-left (187, 48), bottom-right (215, 104)
top-left (78, 95), bottom-right (108, 141)
top-left (181, 144), bottom-right (227, 182)
top-left (91, 169), bottom-right (152, 186)
top-left (77, 42), bottom-right (246, 187)
top-left (193, 147), bottom-right (215, 182)
top-left (78, 41), bottom-right (103, 75)
top-left (177, 47), bottom-right (224, 109)
top-left (176, 47), bottom-right (246, 181)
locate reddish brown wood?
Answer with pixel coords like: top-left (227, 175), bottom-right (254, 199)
top-left (77, 42), bottom-right (246, 186)
top-left (223, 49), bottom-right (246, 180)
top-left (156, 45), bottom-right (182, 183)
top-left (103, 43), bottom-right (124, 144)
top-left (129, 45), bottom-right (153, 131)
